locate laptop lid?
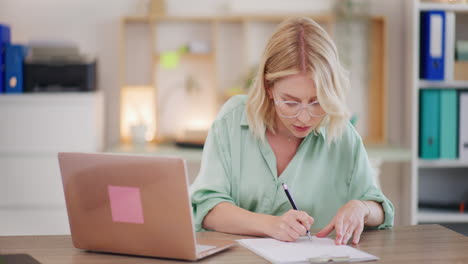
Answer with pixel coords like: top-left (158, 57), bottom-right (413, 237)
top-left (58, 152), bottom-right (200, 260)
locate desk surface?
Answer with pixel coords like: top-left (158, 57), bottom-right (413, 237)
top-left (0, 225), bottom-right (467, 264)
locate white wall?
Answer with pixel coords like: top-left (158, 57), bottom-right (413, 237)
top-left (0, 0), bottom-right (136, 148)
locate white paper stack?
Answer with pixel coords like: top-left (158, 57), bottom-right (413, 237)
top-left (238, 236), bottom-right (378, 264)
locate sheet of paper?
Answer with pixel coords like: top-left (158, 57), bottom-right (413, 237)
top-left (238, 236), bottom-right (378, 263)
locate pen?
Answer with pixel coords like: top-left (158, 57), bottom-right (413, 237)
top-left (281, 183), bottom-right (312, 240)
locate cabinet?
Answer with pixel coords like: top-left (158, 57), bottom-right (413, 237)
top-left (407, 1), bottom-right (468, 225)
top-left (0, 92), bottom-right (104, 235)
top-left (120, 14), bottom-right (388, 145)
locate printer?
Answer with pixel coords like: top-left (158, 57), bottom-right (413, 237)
top-left (23, 43), bottom-right (97, 92)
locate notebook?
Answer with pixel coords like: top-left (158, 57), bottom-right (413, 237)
top-left (238, 236), bottom-right (378, 263)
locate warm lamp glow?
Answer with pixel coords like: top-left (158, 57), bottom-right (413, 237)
top-left (120, 86), bottom-right (156, 143)
top-left (186, 119), bottom-right (211, 130)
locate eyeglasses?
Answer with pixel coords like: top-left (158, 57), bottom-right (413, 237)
top-left (274, 95), bottom-right (327, 118)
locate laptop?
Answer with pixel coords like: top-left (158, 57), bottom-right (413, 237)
top-left (58, 152), bottom-right (235, 261)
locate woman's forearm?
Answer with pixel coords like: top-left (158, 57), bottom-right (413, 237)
top-left (203, 202), bottom-right (274, 236)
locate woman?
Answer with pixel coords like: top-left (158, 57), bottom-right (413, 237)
top-left (190, 17), bottom-right (394, 245)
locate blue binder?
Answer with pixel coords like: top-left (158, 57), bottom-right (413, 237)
top-left (420, 90), bottom-right (440, 159)
top-left (0, 24), bottom-right (11, 44)
top-left (0, 44), bottom-right (4, 93)
top-left (440, 89), bottom-right (458, 159)
top-left (5, 44), bottom-right (27, 94)
top-left (420, 11), bottom-right (446, 80)
top-left (0, 24), bottom-right (11, 93)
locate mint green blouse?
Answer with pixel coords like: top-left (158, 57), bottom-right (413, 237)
top-left (190, 95), bottom-right (394, 231)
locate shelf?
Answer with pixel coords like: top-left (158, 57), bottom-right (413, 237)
top-left (121, 13), bottom-right (388, 144)
top-left (123, 16), bottom-right (153, 23)
top-left (418, 208), bottom-right (468, 223)
top-left (153, 53), bottom-right (214, 62)
top-left (0, 92), bottom-right (100, 102)
top-left (410, 0), bottom-right (468, 226)
top-left (418, 159), bottom-right (468, 168)
top-left (365, 145), bottom-right (412, 162)
top-left (123, 14), bottom-right (335, 24)
top-left (419, 80), bottom-right (468, 89)
top-left (122, 84), bottom-right (153, 88)
top-left (106, 143), bottom-right (203, 162)
top-left (232, 14), bottom-right (335, 23)
top-left (419, 3), bottom-right (468, 12)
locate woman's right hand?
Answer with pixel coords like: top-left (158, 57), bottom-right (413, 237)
top-left (265, 209), bottom-right (314, 242)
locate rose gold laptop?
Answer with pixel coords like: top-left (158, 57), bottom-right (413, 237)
top-left (58, 152), bottom-right (235, 261)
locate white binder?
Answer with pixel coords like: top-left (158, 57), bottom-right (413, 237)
top-left (444, 12), bottom-right (455, 81)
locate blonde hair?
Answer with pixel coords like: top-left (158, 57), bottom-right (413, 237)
top-left (246, 17), bottom-right (350, 143)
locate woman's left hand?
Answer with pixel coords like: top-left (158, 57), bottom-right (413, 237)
top-left (315, 200), bottom-right (369, 245)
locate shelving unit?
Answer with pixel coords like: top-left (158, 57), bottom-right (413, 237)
top-left (120, 14), bottom-right (335, 142)
top-left (120, 13), bottom-right (388, 145)
top-left (408, 0), bottom-right (468, 225)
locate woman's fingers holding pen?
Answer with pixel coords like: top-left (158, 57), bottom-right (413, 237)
top-left (270, 217), bottom-right (301, 241)
top-left (285, 210), bottom-right (312, 236)
top-left (285, 223), bottom-right (302, 241)
top-left (268, 210), bottom-right (314, 241)
top-left (288, 218), bottom-right (308, 236)
top-left (293, 210), bottom-right (314, 230)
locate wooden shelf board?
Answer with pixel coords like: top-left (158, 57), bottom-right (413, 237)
top-left (122, 14), bottom-right (335, 24)
top-left (0, 92), bottom-right (101, 102)
top-left (107, 143), bottom-right (203, 162)
top-left (418, 159), bottom-right (468, 168)
top-left (153, 53), bottom-right (214, 61)
top-left (121, 84), bottom-right (153, 90)
top-left (366, 145), bottom-right (412, 162)
top-left (122, 16), bottom-right (153, 23)
top-left (238, 14), bottom-right (335, 23)
top-left (419, 80), bottom-right (468, 89)
top-left (419, 3), bottom-right (468, 12)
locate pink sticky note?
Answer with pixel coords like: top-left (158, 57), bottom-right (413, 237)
top-left (108, 185), bottom-right (144, 224)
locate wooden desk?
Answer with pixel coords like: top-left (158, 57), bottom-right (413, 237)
top-left (1, 225), bottom-right (467, 264)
